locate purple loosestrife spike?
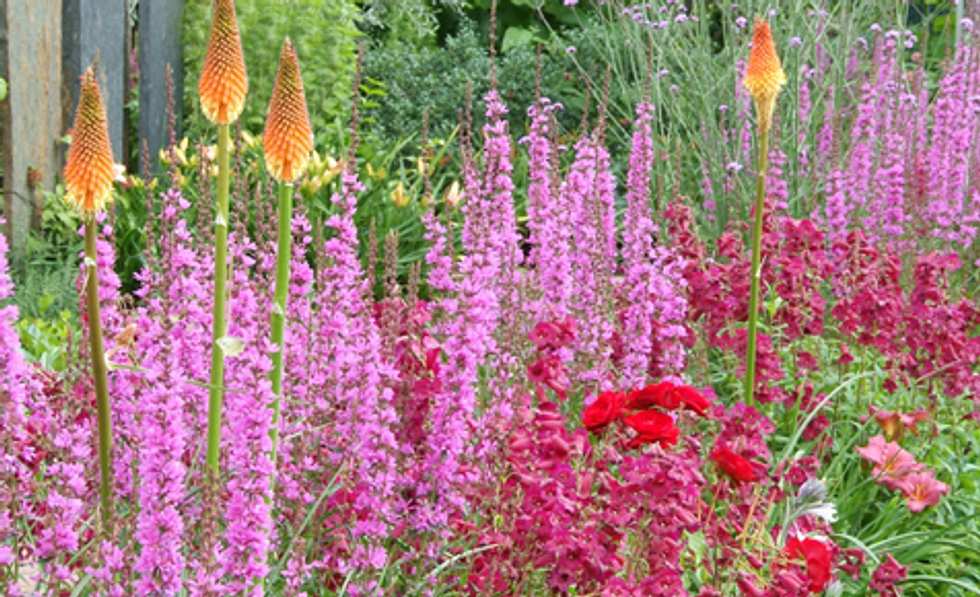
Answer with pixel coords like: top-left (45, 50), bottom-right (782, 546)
top-left (620, 102), bottom-right (658, 385)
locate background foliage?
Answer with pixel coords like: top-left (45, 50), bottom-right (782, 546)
top-left (181, 0), bottom-right (360, 143)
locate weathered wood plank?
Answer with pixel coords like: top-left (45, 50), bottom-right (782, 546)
top-left (62, 0), bottom-right (126, 160)
top-left (1, 0), bottom-right (62, 254)
top-left (138, 0), bottom-right (184, 174)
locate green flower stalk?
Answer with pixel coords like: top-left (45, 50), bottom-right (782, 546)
top-left (63, 67), bottom-right (117, 535)
top-left (742, 19), bottom-right (786, 406)
top-left (262, 39), bottom-right (313, 481)
top-left (199, 0), bottom-right (249, 477)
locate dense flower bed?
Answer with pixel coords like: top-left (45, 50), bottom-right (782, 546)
top-left (1, 4), bottom-right (979, 596)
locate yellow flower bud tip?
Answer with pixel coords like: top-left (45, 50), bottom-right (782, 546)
top-left (64, 67), bottom-right (116, 216)
top-left (263, 38), bottom-right (314, 183)
top-left (744, 18), bottom-right (786, 104)
top-left (198, 0), bottom-right (248, 125)
top-left (444, 180), bottom-right (463, 207)
top-left (391, 182), bottom-right (410, 207)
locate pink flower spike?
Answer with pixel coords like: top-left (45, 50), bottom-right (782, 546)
top-left (897, 472), bottom-right (949, 512)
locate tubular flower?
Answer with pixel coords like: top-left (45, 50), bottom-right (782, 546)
top-left (710, 444), bottom-right (758, 483)
top-left (64, 68), bottom-right (115, 216)
top-left (263, 39), bottom-right (313, 182)
top-left (198, 0), bottom-right (248, 124)
top-left (744, 19), bottom-right (786, 130)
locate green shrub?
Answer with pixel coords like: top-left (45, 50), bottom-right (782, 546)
top-left (362, 22), bottom-right (577, 144)
top-left (360, 0), bottom-right (466, 46)
top-left (15, 298), bottom-right (77, 372)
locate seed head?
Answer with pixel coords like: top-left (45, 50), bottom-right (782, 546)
top-left (64, 68), bottom-right (115, 216)
top-left (198, 0), bottom-right (248, 125)
top-left (263, 39), bottom-right (313, 183)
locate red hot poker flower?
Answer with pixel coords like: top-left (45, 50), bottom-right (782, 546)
top-left (582, 391), bottom-right (625, 432)
top-left (263, 38), bottom-right (313, 183)
top-left (64, 68), bottom-right (116, 216)
top-left (784, 536), bottom-right (833, 593)
top-left (198, 0), bottom-right (249, 124)
top-left (623, 411), bottom-right (679, 448)
top-left (710, 445), bottom-right (758, 483)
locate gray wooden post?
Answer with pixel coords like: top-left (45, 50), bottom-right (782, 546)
top-left (139, 0), bottom-right (184, 175)
top-left (1, 0), bottom-right (63, 255)
top-left (62, 0), bottom-right (126, 162)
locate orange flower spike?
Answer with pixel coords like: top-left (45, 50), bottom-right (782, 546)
top-left (198, 0), bottom-right (248, 125)
top-left (263, 39), bottom-right (314, 183)
top-left (744, 18), bottom-right (787, 131)
top-left (64, 68), bottom-right (116, 216)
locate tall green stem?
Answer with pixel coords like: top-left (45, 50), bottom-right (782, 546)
top-left (744, 124), bottom-right (770, 407)
top-left (207, 123), bottom-right (232, 476)
top-left (84, 219), bottom-right (113, 536)
top-left (269, 182), bottom-right (293, 485)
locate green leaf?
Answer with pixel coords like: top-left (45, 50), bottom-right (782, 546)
top-left (502, 26), bottom-right (537, 53)
top-left (0, 77), bottom-right (7, 102)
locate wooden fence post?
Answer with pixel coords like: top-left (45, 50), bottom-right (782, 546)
top-left (62, 0), bottom-right (126, 161)
top-left (1, 0), bottom-right (63, 255)
top-left (138, 0), bottom-right (184, 175)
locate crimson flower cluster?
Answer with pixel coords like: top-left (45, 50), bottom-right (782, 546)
top-left (582, 380), bottom-right (711, 447)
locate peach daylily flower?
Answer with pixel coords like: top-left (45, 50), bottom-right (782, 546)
top-left (64, 68), bottom-right (116, 216)
top-left (868, 407), bottom-right (929, 441)
top-left (856, 435), bottom-right (923, 490)
top-left (743, 19), bottom-right (786, 131)
top-left (198, 0), bottom-right (248, 125)
top-left (897, 472), bottom-right (949, 512)
top-left (263, 39), bottom-right (314, 183)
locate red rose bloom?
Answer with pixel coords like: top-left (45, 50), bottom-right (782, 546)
top-left (710, 445), bottom-right (758, 483)
top-left (670, 385), bottom-right (712, 416)
top-left (626, 381), bottom-right (679, 410)
top-left (582, 391), bottom-right (625, 432)
top-left (623, 411), bottom-right (680, 448)
top-left (785, 536), bottom-right (833, 593)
